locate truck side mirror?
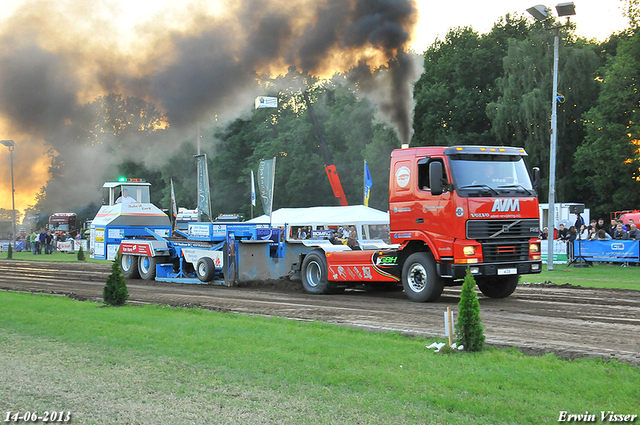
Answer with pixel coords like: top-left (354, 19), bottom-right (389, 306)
top-left (429, 162), bottom-right (443, 196)
top-left (532, 167), bottom-right (541, 195)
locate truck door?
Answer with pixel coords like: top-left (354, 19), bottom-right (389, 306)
top-left (415, 157), bottom-right (455, 258)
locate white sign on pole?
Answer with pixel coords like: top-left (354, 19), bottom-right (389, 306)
top-left (255, 96), bottom-right (278, 109)
top-left (444, 310), bottom-right (455, 337)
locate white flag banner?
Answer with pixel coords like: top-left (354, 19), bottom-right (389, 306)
top-left (251, 170), bottom-right (256, 207)
top-left (170, 178), bottom-right (178, 218)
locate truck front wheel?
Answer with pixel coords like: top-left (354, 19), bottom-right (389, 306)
top-left (401, 252), bottom-right (444, 302)
top-left (301, 250), bottom-right (335, 294)
top-left (476, 275), bottom-right (519, 298)
top-left (121, 254), bottom-right (140, 279)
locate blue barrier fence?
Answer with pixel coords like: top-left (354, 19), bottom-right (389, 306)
top-left (572, 239), bottom-right (639, 263)
top-left (0, 240), bottom-right (24, 251)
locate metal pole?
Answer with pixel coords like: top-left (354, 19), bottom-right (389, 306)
top-left (9, 146), bottom-right (16, 250)
top-left (547, 28), bottom-right (560, 271)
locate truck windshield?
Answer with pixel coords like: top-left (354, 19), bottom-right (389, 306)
top-left (449, 156), bottom-right (534, 195)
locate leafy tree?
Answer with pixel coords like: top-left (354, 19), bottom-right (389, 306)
top-left (209, 79), bottom-right (396, 217)
top-left (574, 30), bottom-right (640, 217)
top-left (77, 245), bottom-right (85, 261)
top-left (0, 208), bottom-right (21, 223)
top-left (412, 15), bottom-right (532, 147)
top-left (488, 25), bottom-right (601, 202)
top-left (455, 269), bottom-right (485, 352)
top-left (103, 254), bottom-right (129, 306)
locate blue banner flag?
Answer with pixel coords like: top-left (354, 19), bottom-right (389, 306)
top-left (364, 160), bottom-right (373, 207)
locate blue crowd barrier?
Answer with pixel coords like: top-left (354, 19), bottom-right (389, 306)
top-left (0, 240), bottom-right (24, 251)
top-left (573, 239), bottom-right (639, 263)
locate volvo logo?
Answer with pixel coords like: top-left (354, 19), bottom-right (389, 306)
top-left (491, 198), bottom-right (520, 213)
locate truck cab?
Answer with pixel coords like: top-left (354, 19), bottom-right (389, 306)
top-left (300, 146), bottom-right (542, 302)
top-left (102, 179), bottom-right (151, 205)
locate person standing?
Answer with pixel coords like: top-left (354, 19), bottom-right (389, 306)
top-left (45, 231), bottom-right (53, 254)
top-left (30, 230), bottom-right (38, 255)
top-left (38, 229), bottom-right (46, 254)
top-left (24, 230), bottom-right (31, 252)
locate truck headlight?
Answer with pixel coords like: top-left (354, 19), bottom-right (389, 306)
top-left (463, 246), bottom-right (475, 256)
top-left (529, 243), bottom-right (540, 253)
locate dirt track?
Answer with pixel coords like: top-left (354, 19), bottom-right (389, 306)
top-left (1, 260), bottom-right (639, 365)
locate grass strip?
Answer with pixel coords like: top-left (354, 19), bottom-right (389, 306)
top-left (524, 263), bottom-right (640, 291)
top-left (2, 250), bottom-right (110, 264)
top-left (0, 291), bottom-right (638, 424)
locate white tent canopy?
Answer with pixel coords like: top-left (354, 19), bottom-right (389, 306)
top-left (247, 205), bottom-right (389, 241)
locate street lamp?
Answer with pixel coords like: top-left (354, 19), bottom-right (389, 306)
top-left (0, 139), bottom-right (16, 251)
top-left (527, 2), bottom-right (576, 271)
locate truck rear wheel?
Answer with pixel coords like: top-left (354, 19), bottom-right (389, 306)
top-left (196, 257), bottom-right (216, 282)
top-left (138, 255), bottom-right (168, 280)
top-left (301, 250), bottom-right (335, 294)
top-left (476, 275), bottom-right (519, 298)
top-left (401, 252), bottom-right (444, 302)
top-left (121, 254), bottom-right (140, 279)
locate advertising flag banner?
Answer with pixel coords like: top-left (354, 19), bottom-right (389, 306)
top-left (364, 160), bottom-right (373, 207)
top-left (195, 154), bottom-right (212, 220)
top-left (251, 170), bottom-right (256, 207)
top-left (258, 157), bottom-right (276, 217)
top-left (170, 178), bottom-right (178, 218)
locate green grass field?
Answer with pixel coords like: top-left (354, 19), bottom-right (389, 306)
top-left (524, 263), bottom-right (640, 291)
top-left (0, 291), bottom-right (638, 424)
top-left (3, 250), bottom-right (110, 264)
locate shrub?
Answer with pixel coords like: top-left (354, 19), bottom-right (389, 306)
top-left (77, 245), bottom-right (85, 261)
top-left (103, 254), bottom-right (129, 306)
top-left (455, 269), bottom-right (485, 351)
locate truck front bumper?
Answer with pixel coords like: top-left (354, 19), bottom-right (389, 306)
top-left (439, 260), bottom-right (542, 280)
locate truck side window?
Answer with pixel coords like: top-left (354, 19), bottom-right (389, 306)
top-left (418, 159), bottom-right (448, 192)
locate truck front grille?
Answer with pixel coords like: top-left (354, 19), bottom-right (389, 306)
top-left (467, 219), bottom-right (539, 240)
top-left (482, 241), bottom-right (530, 262)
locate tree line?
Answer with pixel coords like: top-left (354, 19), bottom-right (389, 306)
top-left (26, 10), bottom-right (640, 228)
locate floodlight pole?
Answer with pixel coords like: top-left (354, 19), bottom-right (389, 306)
top-left (547, 27), bottom-right (560, 271)
top-left (1, 140), bottom-right (16, 251)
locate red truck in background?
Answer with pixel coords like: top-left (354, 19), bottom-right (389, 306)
top-left (48, 213), bottom-right (78, 238)
top-left (300, 145), bottom-right (542, 302)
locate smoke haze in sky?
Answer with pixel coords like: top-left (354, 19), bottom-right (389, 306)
top-left (0, 0), bottom-right (420, 213)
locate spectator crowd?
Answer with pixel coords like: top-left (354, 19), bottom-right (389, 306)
top-left (13, 229), bottom-right (76, 255)
top-left (540, 215), bottom-right (638, 242)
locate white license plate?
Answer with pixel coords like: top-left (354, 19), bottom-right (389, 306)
top-left (497, 268), bottom-right (517, 275)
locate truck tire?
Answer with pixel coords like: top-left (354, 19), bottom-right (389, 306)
top-left (401, 252), bottom-right (444, 302)
top-left (138, 255), bottom-right (168, 280)
top-left (121, 254), bottom-right (140, 279)
top-left (301, 250), bottom-right (335, 294)
top-left (196, 257), bottom-right (216, 282)
top-left (476, 275), bottom-right (519, 298)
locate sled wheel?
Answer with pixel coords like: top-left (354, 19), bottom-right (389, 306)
top-left (121, 254), bottom-right (140, 279)
top-left (196, 257), bottom-right (216, 282)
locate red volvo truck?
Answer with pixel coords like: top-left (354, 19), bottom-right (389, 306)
top-left (300, 145), bottom-right (542, 302)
